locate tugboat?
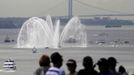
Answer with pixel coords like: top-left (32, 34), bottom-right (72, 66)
top-left (3, 59), bottom-right (16, 71)
top-left (4, 35), bottom-right (10, 43)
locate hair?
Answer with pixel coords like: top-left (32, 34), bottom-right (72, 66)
top-left (97, 58), bottom-right (109, 66)
top-left (51, 52), bottom-right (63, 64)
top-left (108, 57), bottom-right (118, 68)
top-left (83, 56), bottom-right (93, 68)
top-left (119, 65), bottom-right (126, 73)
top-left (39, 54), bottom-right (50, 67)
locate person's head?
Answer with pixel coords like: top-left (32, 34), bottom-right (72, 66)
top-left (39, 54), bottom-right (50, 67)
top-left (83, 56), bottom-right (93, 69)
top-left (97, 58), bottom-right (109, 73)
top-left (51, 52), bottom-right (63, 68)
top-left (108, 57), bottom-right (118, 70)
top-left (66, 59), bottom-right (77, 73)
top-left (118, 65), bottom-right (126, 74)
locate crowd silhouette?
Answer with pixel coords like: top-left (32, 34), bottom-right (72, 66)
top-left (34, 52), bottom-right (129, 75)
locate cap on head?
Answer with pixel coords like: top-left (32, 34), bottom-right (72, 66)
top-left (66, 59), bottom-right (76, 66)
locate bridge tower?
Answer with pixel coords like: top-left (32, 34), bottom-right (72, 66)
top-left (68, 0), bottom-right (73, 19)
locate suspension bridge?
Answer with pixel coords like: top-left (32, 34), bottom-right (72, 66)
top-left (43, 0), bottom-right (134, 18)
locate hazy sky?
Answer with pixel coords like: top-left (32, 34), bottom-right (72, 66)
top-left (0, 0), bottom-right (134, 17)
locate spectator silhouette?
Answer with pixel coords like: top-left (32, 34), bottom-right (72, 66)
top-left (78, 56), bottom-right (98, 75)
top-left (34, 54), bottom-right (50, 75)
top-left (66, 59), bottom-right (77, 75)
top-left (46, 52), bottom-right (65, 75)
top-left (97, 58), bottom-right (112, 75)
top-left (118, 65), bottom-right (128, 75)
top-left (108, 57), bottom-right (121, 75)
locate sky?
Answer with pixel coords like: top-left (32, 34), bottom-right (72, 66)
top-left (0, 0), bottom-right (134, 17)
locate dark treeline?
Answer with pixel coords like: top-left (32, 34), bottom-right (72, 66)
top-left (0, 17), bottom-right (134, 28)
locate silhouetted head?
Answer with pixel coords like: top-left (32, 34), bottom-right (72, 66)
top-left (51, 52), bottom-right (63, 68)
top-left (66, 59), bottom-right (77, 73)
top-left (83, 56), bottom-right (93, 69)
top-left (97, 58), bottom-right (109, 73)
top-left (108, 57), bottom-right (118, 70)
top-left (39, 54), bottom-right (50, 67)
top-left (118, 65), bottom-right (126, 74)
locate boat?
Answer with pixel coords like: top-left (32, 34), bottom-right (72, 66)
top-left (3, 59), bottom-right (16, 70)
top-left (4, 35), bottom-right (11, 43)
top-left (64, 36), bottom-right (78, 43)
top-left (32, 47), bottom-right (37, 53)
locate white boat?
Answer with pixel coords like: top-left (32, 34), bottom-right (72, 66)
top-left (3, 59), bottom-right (16, 70)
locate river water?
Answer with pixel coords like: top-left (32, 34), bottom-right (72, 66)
top-left (0, 26), bottom-right (134, 75)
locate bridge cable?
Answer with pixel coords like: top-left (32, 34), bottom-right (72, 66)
top-left (74, 0), bottom-right (126, 14)
top-left (38, 0), bottom-right (66, 15)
